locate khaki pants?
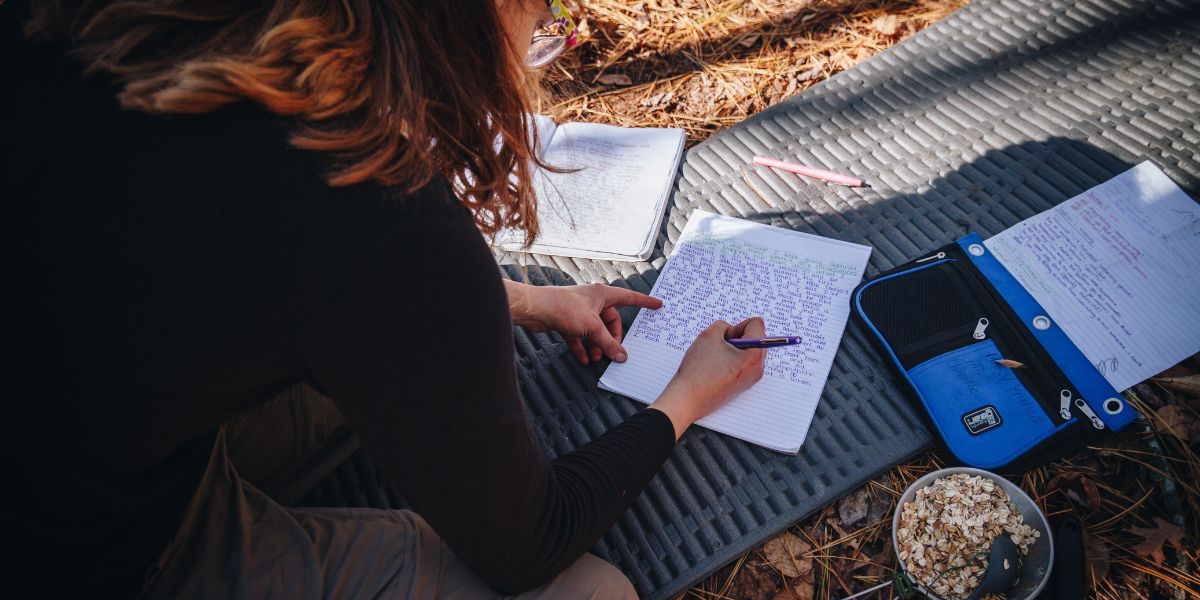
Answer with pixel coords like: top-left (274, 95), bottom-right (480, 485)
top-left (137, 387), bottom-right (637, 599)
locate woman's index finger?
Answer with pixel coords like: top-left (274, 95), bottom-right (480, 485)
top-left (606, 286), bottom-right (663, 309)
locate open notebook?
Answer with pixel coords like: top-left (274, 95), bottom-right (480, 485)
top-left (495, 115), bottom-right (684, 261)
top-left (600, 211), bottom-right (873, 453)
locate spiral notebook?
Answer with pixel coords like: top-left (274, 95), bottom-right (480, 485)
top-left (495, 116), bottom-right (684, 261)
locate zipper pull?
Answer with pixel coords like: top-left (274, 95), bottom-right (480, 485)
top-left (1058, 389), bottom-right (1073, 421)
top-left (972, 318), bottom-right (989, 340)
top-left (1074, 398), bottom-right (1105, 429)
top-left (915, 251), bottom-right (946, 263)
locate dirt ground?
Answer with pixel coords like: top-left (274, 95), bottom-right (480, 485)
top-left (540, 1), bottom-right (1200, 598)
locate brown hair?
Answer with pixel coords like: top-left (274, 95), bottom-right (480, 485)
top-left (27, 0), bottom-right (542, 239)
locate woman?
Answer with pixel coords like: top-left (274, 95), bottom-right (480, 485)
top-left (5, 0), bottom-right (765, 597)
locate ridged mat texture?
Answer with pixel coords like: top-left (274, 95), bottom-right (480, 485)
top-left (305, 0), bottom-right (1200, 597)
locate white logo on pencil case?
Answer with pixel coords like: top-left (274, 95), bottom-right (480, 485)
top-left (962, 406), bottom-right (1002, 435)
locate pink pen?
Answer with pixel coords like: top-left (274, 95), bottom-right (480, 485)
top-left (752, 155), bottom-right (863, 187)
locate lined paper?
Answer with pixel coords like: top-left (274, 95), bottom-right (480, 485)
top-left (600, 211), bottom-right (872, 453)
top-left (497, 120), bottom-right (684, 261)
top-left (986, 161), bottom-right (1200, 391)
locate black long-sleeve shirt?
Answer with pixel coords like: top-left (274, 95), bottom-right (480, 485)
top-left (3, 5), bottom-right (675, 596)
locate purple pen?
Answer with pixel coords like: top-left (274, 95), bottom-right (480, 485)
top-left (726, 336), bottom-right (803, 349)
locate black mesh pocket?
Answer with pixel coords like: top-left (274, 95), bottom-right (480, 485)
top-left (858, 260), bottom-right (979, 351)
top-left (854, 247), bottom-right (1108, 473)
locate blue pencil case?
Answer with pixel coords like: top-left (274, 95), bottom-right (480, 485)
top-left (852, 233), bottom-right (1139, 474)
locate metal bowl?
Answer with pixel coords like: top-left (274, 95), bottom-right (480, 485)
top-left (891, 467), bottom-right (1054, 600)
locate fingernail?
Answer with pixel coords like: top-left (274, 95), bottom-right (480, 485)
top-left (617, 352), bottom-right (628, 362)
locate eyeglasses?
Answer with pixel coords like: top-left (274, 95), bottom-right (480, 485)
top-left (525, 0), bottom-right (579, 68)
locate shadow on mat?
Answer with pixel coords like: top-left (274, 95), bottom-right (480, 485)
top-left (732, 137), bottom-right (1152, 275)
top-left (725, 2), bottom-right (1200, 153)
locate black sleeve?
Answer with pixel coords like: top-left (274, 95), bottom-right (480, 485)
top-left (297, 188), bottom-right (676, 593)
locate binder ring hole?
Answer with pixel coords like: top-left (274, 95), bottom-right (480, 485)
top-left (968, 243), bottom-right (985, 256)
top-left (1032, 315), bottom-right (1051, 330)
top-left (1104, 398), bottom-right (1123, 414)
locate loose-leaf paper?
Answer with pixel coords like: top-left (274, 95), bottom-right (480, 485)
top-left (1128, 517), bottom-right (1186, 563)
top-left (1155, 405), bottom-right (1193, 441)
top-left (762, 532), bottom-right (813, 578)
top-left (985, 162), bottom-right (1200, 392)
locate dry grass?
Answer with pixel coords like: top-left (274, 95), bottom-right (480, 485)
top-left (539, 0), bottom-right (963, 145)
top-left (536, 1), bottom-right (1200, 598)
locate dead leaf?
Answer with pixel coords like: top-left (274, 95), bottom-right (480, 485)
top-left (795, 62), bottom-right (823, 82)
top-left (1133, 382), bottom-right (1167, 409)
top-left (1156, 405), bottom-right (1193, 441)
top-left (871, 14), bottom-right (899, 35)
top-left (780, 76), bottom-right (797, 99)
top-left (832, 50), bottom-right (855, 71)
top-left (858, 541), bottom-right (895, 579)
top-left (867, 488), bottom-right (891, 524)
top-left (1048, 472), bottom-right (1101, 510)
top-left (762, 532), bottom-right (813, 578)
top-left (838, 486), bottom-right (871, 527)
top-left (1128, 517), bottom-right (1186, 563)
top-left (639, 91), bottom-right (674, 107)
top-left (597, 73), bottom-right (633, 86)
top-left (630, 2), bottom-right (651, 30)
top-left (787, 580), bottom-right (816, 600)
top-left (825, 516), bottom-right (860, 550)
top-left (729, 559), bottom-right (784, 600)
top-left (833, 47), bottom-right (874, 70)
top-left (1085, 539), bottom-right (1110, 591)
top-left (995, 359), bottom-right (1026, 369)
top-left (739, 33), bottom-right (761, 48)
top-left (1153, 374), bottom-right (1200, 397)
top-left (851, 47), bottom-right (874, 62)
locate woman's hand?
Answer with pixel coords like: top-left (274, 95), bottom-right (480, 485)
top-left (649, 317), bottom-right (766, 439)
top-left (504, 281), bottom-right (663, 365)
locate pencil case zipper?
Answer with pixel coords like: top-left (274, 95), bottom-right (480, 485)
top-left (938, 252), bottom-right (1095, 429)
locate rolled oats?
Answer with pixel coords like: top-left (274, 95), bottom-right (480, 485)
top-left (896, 474), bottom-right (1039, 599)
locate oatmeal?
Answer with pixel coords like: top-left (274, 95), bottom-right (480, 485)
top-left (896, 474), bottom-right (1039, 599)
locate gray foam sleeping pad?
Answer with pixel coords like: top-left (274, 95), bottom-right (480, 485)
top-left (303, 0), bottom-right (1200, 597)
